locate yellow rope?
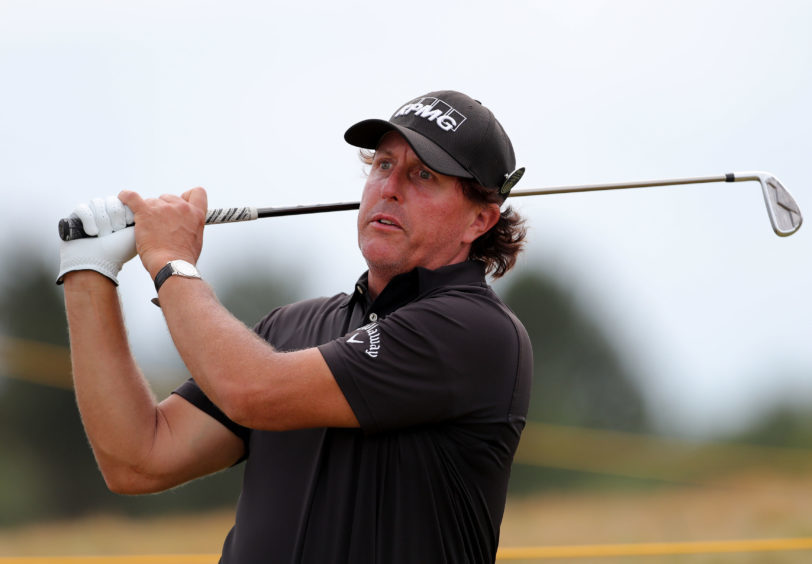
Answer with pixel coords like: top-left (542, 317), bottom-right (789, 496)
top-left (497, 537), bottom-right (812, 559)
top-left (4, 340), bottom-right (812, 562)
top-left (0, 557), bottom-right (215, 564)
top-left (3, 538), bottom-right (812, 563)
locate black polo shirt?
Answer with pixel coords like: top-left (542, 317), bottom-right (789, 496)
top-left (174, 260), bottom-right (532, 564)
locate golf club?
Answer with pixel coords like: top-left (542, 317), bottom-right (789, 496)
top-left (58, 171), bottom-right (803, 241)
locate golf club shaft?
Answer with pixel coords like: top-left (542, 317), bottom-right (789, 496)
top-left (250, 175), bottom-right (729, 217)
top-left (57, 172), bottom-right (802, 241)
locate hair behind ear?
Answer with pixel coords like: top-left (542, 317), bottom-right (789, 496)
top-left (459, 179), bottom-right (527, 278)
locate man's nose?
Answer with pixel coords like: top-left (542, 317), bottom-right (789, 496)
top-left (379, 166), bottom-right (407, 201)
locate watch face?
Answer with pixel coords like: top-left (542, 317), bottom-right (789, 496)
top-left (173, 261), bottom-right (199, 277)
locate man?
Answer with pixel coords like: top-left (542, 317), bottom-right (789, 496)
top-left (58, 90), bottom-right (533, 563)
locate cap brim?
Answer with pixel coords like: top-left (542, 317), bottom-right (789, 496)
top-left (344, 119), bottom-right (472, 180)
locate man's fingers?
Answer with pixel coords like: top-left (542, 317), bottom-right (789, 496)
top-left (72, 203), bottom-right (99, 236)
top-left (70, 196), bottom-right (133, 237)
top-left (183, 187), bottom-right (208, 213)
top-left (118, 190), bottom-right (145, 214)
top-left (119, 189), bottom-right (206, 217)
top-left (89, 198), bottom-right (114, 236)
top-left (106, 196), bottom-right (132, 231)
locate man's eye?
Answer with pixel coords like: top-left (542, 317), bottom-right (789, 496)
top-left (418, 169), bottom-right (432, 180)
top-left (378, 161), bottom-right (392, 170)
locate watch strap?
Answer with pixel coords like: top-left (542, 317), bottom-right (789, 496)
top-left (153, 262), bottom-right (176, 293)
top-left (153, 260), bottom-right (201, 293)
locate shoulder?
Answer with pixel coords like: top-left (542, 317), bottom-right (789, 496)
top-left (321, 282), bottom-right (532, 429)
top-left (407, 285), bottom-right (534, 403)
top-left (411, 285), bottom-right (529, 348)
top-left (254, 292), bottom-right (351, 347)
top-left (368, 284), bottom-right (532, 386)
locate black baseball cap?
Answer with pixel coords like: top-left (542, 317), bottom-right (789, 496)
top-left (344, 90), bottom-right (522, 198)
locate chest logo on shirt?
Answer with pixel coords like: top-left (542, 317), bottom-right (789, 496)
top-left (346, 322), bottom-right (381, 358)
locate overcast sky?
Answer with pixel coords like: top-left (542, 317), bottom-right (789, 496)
top-left (1, 0), bottom-right (810, 437)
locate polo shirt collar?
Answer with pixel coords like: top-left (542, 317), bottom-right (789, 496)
top-left (346, 261), bottom-right (487, 320)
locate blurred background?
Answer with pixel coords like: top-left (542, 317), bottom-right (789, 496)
top-left (1, 0), bottom-right (811, 560)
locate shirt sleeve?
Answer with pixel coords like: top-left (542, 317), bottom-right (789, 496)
top-left (173, 378), bottom-right (252, 448)
top-left (319, 291), bottom-right (528, 434)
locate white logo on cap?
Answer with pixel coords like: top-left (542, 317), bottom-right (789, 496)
top-left (393, 97), bottom-right (467, 132)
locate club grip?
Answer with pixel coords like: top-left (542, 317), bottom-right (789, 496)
top-left (58, 206), bottom-right (259, 241)
top-left (205, 206), bottom-right (259, 224)
top-left (58, 217), bottom-right (91, 241)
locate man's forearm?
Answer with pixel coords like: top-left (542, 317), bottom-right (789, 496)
top-left (63, 271), bottom-right (161, 481)
top-left (155, 275), bottom-right (269, 422)
top-left (113, 186), bottom-right (356, 431)
top-left (155, 273), bottom-right (358, 430)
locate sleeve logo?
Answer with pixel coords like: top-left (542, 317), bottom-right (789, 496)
top-left (345, 322), bottom-right (381, 359)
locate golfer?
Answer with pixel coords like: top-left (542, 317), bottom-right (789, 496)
top-left (58, 90), bottom-right (533, 563)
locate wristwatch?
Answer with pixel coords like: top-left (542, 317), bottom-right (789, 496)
top-left (153, 259), bottom-right (202, 293)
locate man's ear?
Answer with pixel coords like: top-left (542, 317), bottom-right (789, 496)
top-left (464, 203), bottom-right (501, 244)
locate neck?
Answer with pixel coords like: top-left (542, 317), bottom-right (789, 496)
top-left (366, 270), bottom-right (391, 301)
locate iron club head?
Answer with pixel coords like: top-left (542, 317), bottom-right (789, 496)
top-left (734, 172), bottom-right (803, 237)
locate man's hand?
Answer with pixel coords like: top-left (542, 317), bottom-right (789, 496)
top-left (57, 196), bottom-right (137, 286)
top-left (118, 188), bottom-right (208, 279)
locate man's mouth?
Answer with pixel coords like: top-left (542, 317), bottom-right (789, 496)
top-left (370, 214), bottom-right (401, 229)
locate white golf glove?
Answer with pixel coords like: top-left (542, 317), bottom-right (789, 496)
top-left (56, 196), bottom-right (137, 286)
